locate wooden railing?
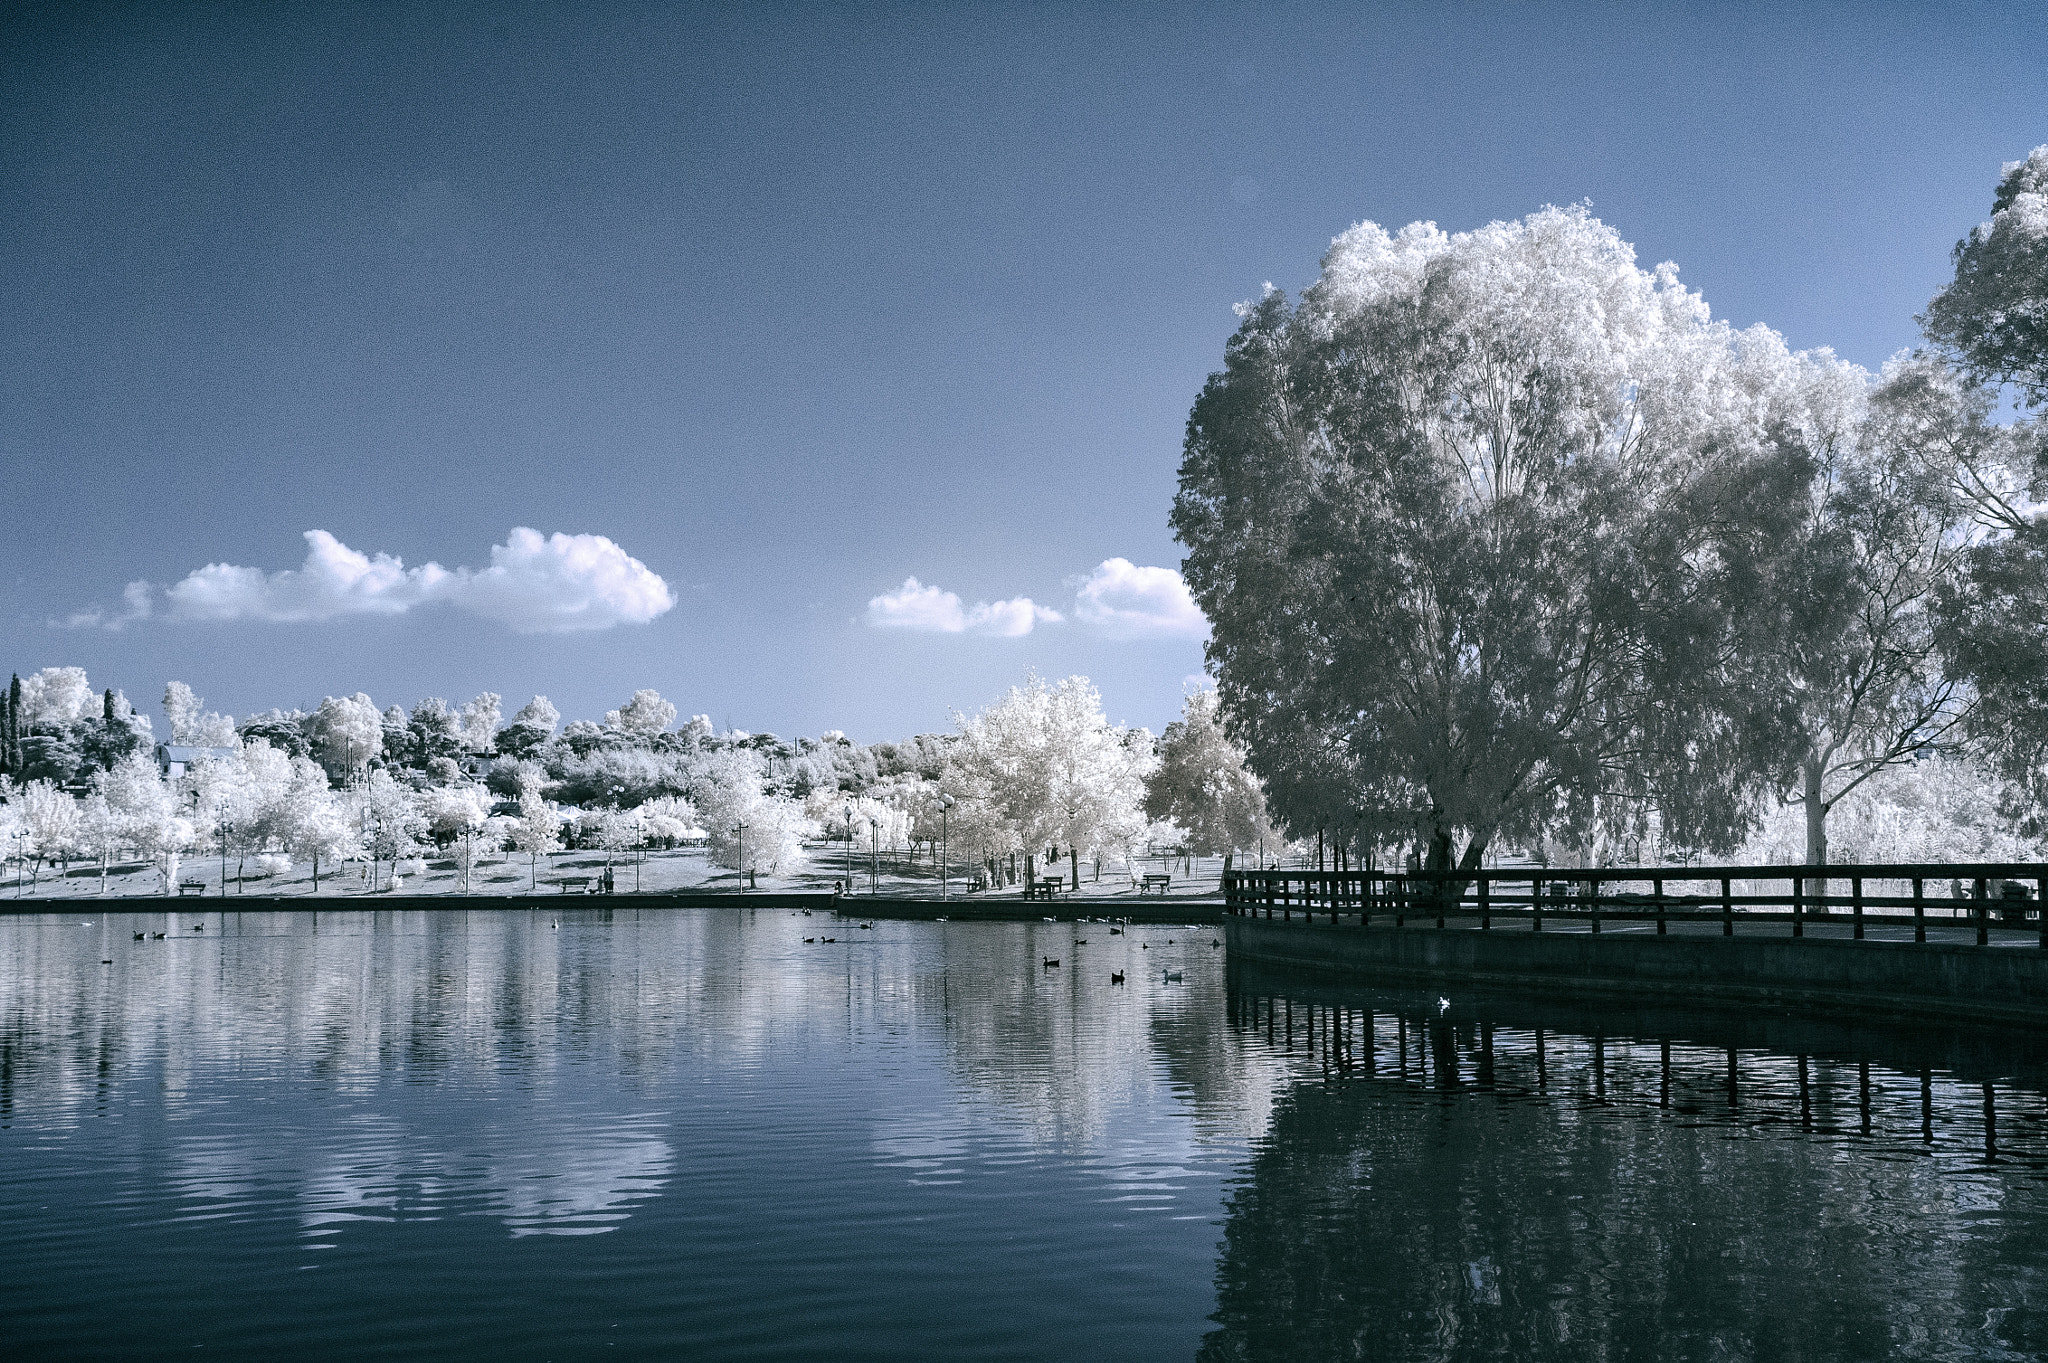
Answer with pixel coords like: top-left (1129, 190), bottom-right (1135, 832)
top-left (1222, 864), bottom-right (2048, 947)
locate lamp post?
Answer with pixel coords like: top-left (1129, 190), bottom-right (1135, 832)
top-left (732, 822), bottom-right (746, 890)
top-left (939, 794), bottom-right (956, 901)
top-left (843, 802), bottom-right (855, 896)
top-left (217, 801), bottom-right (231, 897)
top-left (867, 817), bottom-right (879, 896)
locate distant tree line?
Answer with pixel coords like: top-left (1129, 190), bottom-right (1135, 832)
top-left (0, 665), bottom-right (1278, 895)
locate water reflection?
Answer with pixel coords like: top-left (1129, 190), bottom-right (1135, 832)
top-left (1207, 965), bottom-right (2048, 1361)
top-left (14, 907), bottom-right (2048, 1359)
top-left (0, 906), bottom-right (1266, 1363)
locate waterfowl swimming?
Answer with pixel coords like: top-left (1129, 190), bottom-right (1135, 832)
top-left (1163, 969), bottom-right (1182, 983)
top-left (804, 938), bottom-right (815, 944)
top-left (133, 932), bottom-right (145, 941)
top-left (1211, 940), bottom-right (1222, 948)
top-left (1438, 996), bottom-right (1451, 1014)
top-left (101, 959), bottom-right (112, 965)
top-left (1043, 957), bottom-right (1060, 967)
top-left (1108, 927), bottom-right (1122, 935)
top-left (1075, 939), bottom-right (1087, 945)
top-left (192, 924), bottom-right (204, 932)
top-left (151, 932), bottom-right (166, 940)
top-left (1110, 971), bottom-right (1125, 984)
top-left (859, 923), bottom-right (872, 929)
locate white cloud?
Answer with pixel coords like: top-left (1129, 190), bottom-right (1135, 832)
top-left (70, 529), bottom-right (673, 634)
top-left (62, 580), bottom-right (155, 630)
top-left (450, 528), bottom-right (675, 633)
top-left (865, 577), bottom-right (1062, 637)
top-left (1071, 559), bottom-right (1208, 639)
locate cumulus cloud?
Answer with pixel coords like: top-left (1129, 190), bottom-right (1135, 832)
top-left (865, 577), bottom-right (1062, 637)
top-left (62, 580), bottom-right (155, 630)
top-left (1070, 559), bottom-right (1208, 639)
top-left (69, 529), bottom-right (673, 634)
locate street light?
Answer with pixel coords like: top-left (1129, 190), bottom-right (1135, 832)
top-left (868, 817), bottom-right (879, 896)
top-left (732, 822), bottom-right (746, 890)
top-left (843, 802), bottom-right (855, 896)
top-left (938, 794), bottom-right (956, 901)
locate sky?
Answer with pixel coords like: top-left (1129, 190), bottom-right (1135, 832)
top-left (4, 1), bottom-right (2043, 742)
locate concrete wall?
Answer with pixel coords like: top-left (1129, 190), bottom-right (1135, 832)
top-left (1226, 917), bottom-right (2048, 1025)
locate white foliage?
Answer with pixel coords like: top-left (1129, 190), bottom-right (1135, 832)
top-left (20, 667), bottom-right (95, 727)
top-left (307, 693), bottom-right (383, 776)
top-left (944, 673), bottom-right (1151, 861)
top-left (604, 689), bottom-right (677, 736)
top-left (695, 750), bottom-right (808, 874)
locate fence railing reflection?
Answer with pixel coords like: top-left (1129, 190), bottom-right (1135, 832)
top-left (1229, 988), bottom-right (2040, 1159)
top-left (1223, 863), bottom-right (2048, 946)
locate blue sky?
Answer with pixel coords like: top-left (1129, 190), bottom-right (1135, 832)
top-left (4, 1), bottom-right (2042, 740)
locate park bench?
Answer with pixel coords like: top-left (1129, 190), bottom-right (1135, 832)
top-left (1025, 878), bottom-right (1060, 901)
top-left (177, 881), bottom-right (206, 897)
top-left (550, 877), bottom-right (593, 894)
top-left (1140, 873), bottom-right (1172, 894)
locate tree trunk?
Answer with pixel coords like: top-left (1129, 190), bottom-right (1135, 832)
top-left (1420, 814), bottom-right (1491, 909)
top-left (1070, 847), bottom-right (1078, 893)
top-left (1803, 754), bottom-right (1830, 914)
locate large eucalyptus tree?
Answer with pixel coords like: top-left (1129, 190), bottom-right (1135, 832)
top-left (1173, 207), bottom-right (1815, 877)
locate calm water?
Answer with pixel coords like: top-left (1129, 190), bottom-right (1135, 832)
top-left (4, 907), bottom-right (2048, 1361)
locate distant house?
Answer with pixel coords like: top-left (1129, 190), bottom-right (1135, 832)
top-left (155, 744), bottom-right (241, 779)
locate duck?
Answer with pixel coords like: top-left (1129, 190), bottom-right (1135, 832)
top-left (1075, 939), bottom-right (1087, 945)
top-left (859, 923), bottom-right (872, 930)
top-left (1108, 927), bottom-right (1122, 935)
top-left (1438, 996), bottom-right (1451, 1014)
top-left (804, 938), bottom-right (815, 944)
top-left (133, 932), bottom-right (145, 941)
top-left (101, 959), bottom-right (113, 965)
top-left (151, 932), bottom-right (166, 940)
top-left (191, 924), bottom-right (204, 932)
top-left (1110, 971), bottom-right (1125, 984)
top-left (822, 937), bottom-right (836, 943)
top-left (1042, 957), bottom-right (1060, 968)
top-left (1211, 940), bottom-right (1222, 948)
top-left (1163, 969), bottom-right (1182, 983)
top-left (550, 920), bottom-right (559, 929)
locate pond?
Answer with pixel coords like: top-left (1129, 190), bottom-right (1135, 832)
top-left (3, 907), bottom-right (2046, 1360)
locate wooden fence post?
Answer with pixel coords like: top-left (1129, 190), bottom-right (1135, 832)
top-left (1913, 878), bottom-right (1925, 944)
top-left (1654, 877), bottom-right (1665, 935)
top-left (1722, 877), bottom-right (1733, 937)
top-left (1479, 872), bottom-right (1490, 930)
top-left (1793, 874), bottom-right (1804, 939)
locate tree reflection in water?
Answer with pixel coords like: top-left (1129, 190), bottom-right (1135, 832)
top-left (1205, 974), bottom-right (2048, 1361)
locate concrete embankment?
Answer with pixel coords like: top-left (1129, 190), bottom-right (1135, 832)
top-left (1226, 916), bottom-right (2048, 1025)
